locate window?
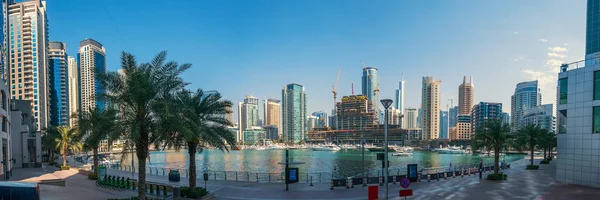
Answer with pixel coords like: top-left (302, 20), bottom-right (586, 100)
top-left (595, 107), bottom-right (600, 134)
top-left (595, 71), bottom-right (600, 100)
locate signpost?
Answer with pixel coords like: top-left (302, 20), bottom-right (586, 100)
top-left (203, 173), bottom-right (208, 189)
top-left (399, 177), bottom-right (413, 199)
top-left (278, 149), bottom-right (305, 191)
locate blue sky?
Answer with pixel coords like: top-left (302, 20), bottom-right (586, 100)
top-left (48, 0), bottom-right (586, 119)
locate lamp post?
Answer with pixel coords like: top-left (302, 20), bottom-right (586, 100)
top-left (380, 99), bottom-right (393, 200)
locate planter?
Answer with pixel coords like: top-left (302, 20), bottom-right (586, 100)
top-left (168, 170), bottom-right (181, 182)
top-left (540, 160), bottom-right (550, 164)
top-left (526, 165), bottom-right (539, 170)
top-left (60, 166), bottom-right (70, 170)
top-left (486, 173), bottom-right (507, 181)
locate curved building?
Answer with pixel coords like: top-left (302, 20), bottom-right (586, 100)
top-left (282, 83), bottom-right (306, 144)
top-left (510, 80), bottom-right (541, 130)
top-left (362, 67), bottom-right (379, 112)
top-left (48, 41), bottom-right (69, 126)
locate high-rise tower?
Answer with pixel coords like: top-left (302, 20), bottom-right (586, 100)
top-left (7, 0), bottom-right (48, 131)
top-left (458, 76), bottom-right (474, 115)
top-left (395, 74), bottom-right (405, 127)
top-left (240, 95), bottom-right (259, 132)
top-left (282, 83), bottom-right (306, 144)
top-left (511, 80), bottom-right (541, 130)
top-left (48, 41), bottom-right (69, 126)
top-left (78, 38), bottom-right (106, 113)
top-left (264, 98), bottom-right (281, 139)
top-left (421, 76), bottom-right (441, 140)
top-left (362, 67), bottom-right (379, 112)
top-left (67, 56), bottom-right (78, 125)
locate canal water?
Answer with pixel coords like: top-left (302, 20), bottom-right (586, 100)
top-left (123, 149), bottom-right (524, 176)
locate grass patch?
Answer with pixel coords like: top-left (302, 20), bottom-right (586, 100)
top-left (88, 173), bottom-right (98, 180)
top-left (487, 173), bottom-right (507, 180)
top-left (60, 166), bottom-right (70, 170)
top-left (180, 187), bottom-right (208, 199)
top-left (526, 165), bottom-right (539, 170)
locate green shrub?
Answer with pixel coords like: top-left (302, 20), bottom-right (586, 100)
top-left (526, 165), bottom-right (539, 170)
top-left (487, 173), bottom-right (507, 180)
top-left (540, 160), bottom-right (550, 164)
top-left (60, 166), bottom-right (70, 170)
top-left (180, 186), bottom-right (208, 199)
top-left (88, 173), bottom-right (98, 180)
top-left (547, 157), bottom-right (553, 161)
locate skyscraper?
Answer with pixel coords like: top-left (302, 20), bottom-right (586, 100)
top-left (67, 56), bottom-right (78, 126)
top-left (586, 0), bottom-right (600, 59)
top-left (395, 75), bottom-right (405, 126)
top-left (521, 104), bottom-right (555, 133)
top-left (471, 102), bottom-right (503, 133)
top-left (282, 83), bottom-right (306, 144)
top-left (264, 98), bottom-right (281, 139)
top-left (240, 95), bottom-right (259, 132)
top-left (78, 38), bottom-right (106, 113)
top-left (440, 110), bottom-right (448, 139)
top-left (311, 111), bottom-right (328, 128)
top-left (448, 106), bottom-right (458, 128)
top-left (7, 0), bottom-right (48, 131)
top-left (362, 67), bottom-right (379, 112)
top-left (48, 41), bottom-right (69, 126)
top-left (421, 76), bottom-right (441, 140)
top-left (511, 80), bottom-right (541, 131)
top-left (336, 95), bottom-right (378, 130)
top-left (306, 115), bottom-right (317, 131)
top-left (459, 76), bottom-right (474, 115)
top-left (501, 112), bottom-right (510, 126)
top-left (404, 108), bottom-right (419, 129)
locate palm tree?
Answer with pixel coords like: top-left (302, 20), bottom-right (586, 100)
top-left (42, 128), bottom-right (59, 164)
top-left (159, 89), bottom-right (236, 188)
top-left (471, 120), bottom-right (511, 174)
top-left (54, 126), bottom-right (83, 167)
top-left (516, 124), bottom-right (544, 166)
top-left (78, 107), bottom-right (119, 175)
top-left (538, 130), bottom-right (556, 160)
top-left (100, 51), bottom-right (189, 199)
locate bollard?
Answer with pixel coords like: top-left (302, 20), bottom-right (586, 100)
top-left (236, 172), bottom-right (238, 181)
top-left (163, 185), bottom-right (168, 197)
top-left (427, 174), bottom-right (430, 182)
top-left (379, 176), bottom-right (383, 186)
top-left (330, 180), bottom-right (334, 190)
top-left (269, 173), bottom-right (271, 183)
top-left (461, 169), bottom-right (464, 177)
top-left (445, 172), bottom-right (447, 179)
top-left (437, 174), bottom-right (440, 181)
top-left (256, 173), bottom-right (259, 183)
top-left (363, 177), bottom-right (367, 187)
top-left (468, 168), bottom-right (471, 176)
top-left (225, 172), bottom-right (227, 180)
top-left (453, 171), bottom-right (455, 178)
top-left (214, 171), bottom-right (217, 180)
top-left (247, 172), bottom-right (250, 181)
top-left (310, 176), bottom-right (313, 186)
top-left (393, 176), bottom-right (397, 185)
top-left (126, 178), bottom-right (130, 189)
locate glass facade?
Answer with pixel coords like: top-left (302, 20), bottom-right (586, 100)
top-left (559, 78), bottom-right (568, 104)
top-left (282, 84), bottom-right (306, 144)
top-left (594, 107), bottom-right (600, 134)
top-left (595, 71), bottom-right (600, 100)
top-left (587, 0), bottom-right (600, 55)
top-left (361, 67), bottom-right (378, 111)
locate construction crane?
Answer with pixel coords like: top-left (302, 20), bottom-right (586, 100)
top-left (332, 69), bottom-right (341, 107)
top-left (361, 61), bottom-right (380, 109)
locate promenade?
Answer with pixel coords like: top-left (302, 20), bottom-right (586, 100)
top-left (8, 156), bottom-right (599, 199)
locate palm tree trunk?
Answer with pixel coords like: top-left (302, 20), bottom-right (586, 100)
top-left (188, 141), bottom-right (197, 188)
top-left (137, 127), bottom-right (149, 199)
top-left (543, 148), bottom-right (547, 160)
top-left (93, 148), bottom-right (99, 175)
top-left (62, 150), bottom-right (67, 167)
top-left (494, 148), bottom-right (500, 174)
top-left (530, 137), bottom-right (534, 166)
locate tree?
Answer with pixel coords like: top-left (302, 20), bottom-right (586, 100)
top-left (42, 128), bottom-right (60, 164)
top-left (100, 51), bottom-right (189, 199)
top-left (471, 120), bottom-right (511, 174)
top-left (515, 124), bottom-right (544, 166)
top-left (78, 107), bottom-right (119, 175)
top-left (53, 126), bottom-right (83, 167)
top-left (158, 89), bottom-right (236, 188)
top-left (538, 129), bottom-right (556, 160)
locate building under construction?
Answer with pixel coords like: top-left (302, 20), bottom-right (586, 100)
top-left (335, 95), bottom-right (378, 130)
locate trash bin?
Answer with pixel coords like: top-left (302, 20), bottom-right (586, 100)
top-left (168, 169), bottom-right (180, 182)
top-left (173, 186), bottom-right (181, 198)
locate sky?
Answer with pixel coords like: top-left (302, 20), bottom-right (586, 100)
top-left (48, 0), bottom-right (587, 121)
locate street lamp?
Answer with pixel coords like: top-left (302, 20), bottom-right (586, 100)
top-left (380, 99), bottom-right (393, 200)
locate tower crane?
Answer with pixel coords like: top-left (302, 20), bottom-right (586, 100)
top-left (332, 69), bottom-right (341, 107)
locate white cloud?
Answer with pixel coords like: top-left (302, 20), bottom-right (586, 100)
top-left (548, 47), bottom-right (568, 52)
top-left (513, 56), bottom-right (525, 61)
top-left (547, 52), bottom-right (566, 58)
top-left (538, 38), bottom-right (548, 43)
top-left (545, 59), bottom-right (563, 67)
top-left (564, 43), bottom-right (569, 46)
top-left (514, 31), bottom-right (519, 35)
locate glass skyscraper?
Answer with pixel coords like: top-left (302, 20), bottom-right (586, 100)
top-left (510, 80), bottom-right (541, 131)
top-left (362, 67), bottom-right (378, 112)
top-left (77, 38), bottom-right (106, 113)
top-left (587, 0), bottom-right (600, 57)
top-left (48, 41), bottom-right (69, 126)
top-left (282, 83), bottom-right (306, 144)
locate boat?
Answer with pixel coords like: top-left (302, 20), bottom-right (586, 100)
top-left (392, 151), bottom-right (412, 156)
top-left (437, 146), bottom-right (468, 154)
top-left (312, 144), bottom-right (340, 151)
top-left (367, 147), bottom-right (394, 152)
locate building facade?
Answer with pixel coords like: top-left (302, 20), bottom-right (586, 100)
top-left (264, 98), bottom-right (281, 138)
top-left (511, 80), bottom-right (542, 131)
top-left (421, 76), bottom-right (441, 140)
top-left (306, 115), bottom-right (317, 131)
top-left (449, 106), bottom-right (458, 128)
top-left (67, 56), bottom-right (77, 125)
top-left (48, 41), bottom-right (69, 126)
top-left (263, 125), bottom-right (279, 140)
top-left (336, 95), bottom-right (378, 130)
top-left (311, 111), bottom-right (328, 128)
top-left (501, 112), bottom-right (510, 126)
top-left (362, 67), bottom-right (379, 112)
top-left (0, 80), bottom-right (11, 179)
top-left (10, 99), bottom-right (39, 168)
top-left (78, 38), bottom-right (106, 113)
top-left (7, 0), bottom-right (49, 131)
top-left (471, 102), bottom-right (503, 133)
top-left (459, 76), bottom-right (474, 115)
top-left (395, 76), bottom-right (405, 127)
top-left (455, 115), bottom-right (472, 140)
top-left (404, 108), bottom-right (419, 129)
top-left (243, 126), bottom-right (265, 145)
top-left (521, 104), bottom-right (555, 133)
top-left (240, 95), bottom-right (259, 133)
top-left (440, 110), bottom-right (448, 139)
top-left (282, 83), bottom-right (306, 144)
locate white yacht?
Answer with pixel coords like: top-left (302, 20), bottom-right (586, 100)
top-left (312, 144), bottom-right (341, 151)
top-left (437, 146), bottom-right (468, 154)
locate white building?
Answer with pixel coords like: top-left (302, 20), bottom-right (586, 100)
top-left (78, 38), bottom-right (106, 113)
top-left (10, 100), bottom-right (40, 169)
top-left (67, 56), bottom-right (78, 125)
top-left (521, 104), bottom-right (556, 133)
top-left (0, 81), bottom-right (12, 179)
top-left (395, 75), bottom-right (405, 127)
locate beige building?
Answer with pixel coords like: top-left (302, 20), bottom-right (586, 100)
top-left (78, 38), bottom-right (106, 113)
top-left (420, 77), bottom-right (441, 140)
top-left (225, 105), bottom-right (233, 125)
top-left (456, 115), bottom-right (473, 140)
top-left (403, 108), bottom-right (419, 129)
top-left (458, 76), bottom-right (474, 115)
top-left (7, 0), bottom-right (49, 131)
top-left (264, 99), bottom-right (281, 138)
top-left (67, 56), bottom-right (78, 125)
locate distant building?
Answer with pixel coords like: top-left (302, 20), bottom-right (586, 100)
top-left (471, 102), bottom-right (503, 132)
top-left (421, 76), bottom-right (441, 140)
top-left (459, 76), bottom-right (474, 115)
top-left (0, 81), bottom-right (12, 179)
top-left (311, 111), bottom-right (328, 128)
top-left (67, 56), bottom-right (78, 126)
top-left (404, 108), bottom-right (419, 129)
top-left (264, 99), bottom-right (281, 138)
top-left (362, 67), bottom-right (379, 112)
top-left (78, 38), bottom-right (107, 113)
top-left (440, 110), bottom-right (448, 139)
top-left (306, 115), bottom-right (318, 131)
top-left (501, 112), bottom-right (510, 126)
top-left (263, 125), bottom-right (279, 140)
top-left (511, 80), bottom-right (541, 131)
top-left (449, 127), bottom-right (457, 140)
top-left (456, 115), bottom-right (472, 140)
top-left (48, 41), bottom-right (69, 126)
top-left (449, 106), bottom-right (458, 128)
top-left (395, 76), bottom-right (405, 127)
top-left (240, 95), bottom-right (259, 133)
top-left (11, 100), bottom-right (40, 168)
top-left (405, 129), bottom-right (422, 141)
top-left (282, 84), bottom-right (306, 144)
top-left (336, 95), bottom-right (377, 130)
top-left (243, 126), bottom-right (266, 145)
top-left (521, 104), bottom-right (555, 133)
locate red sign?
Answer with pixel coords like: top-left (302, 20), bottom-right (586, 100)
top-left (399, 177), bottom-right (411, 188)
top-left (399, 189), bottom-right (413, 197)
top-left (368, 186), bottom-right (378, 200)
